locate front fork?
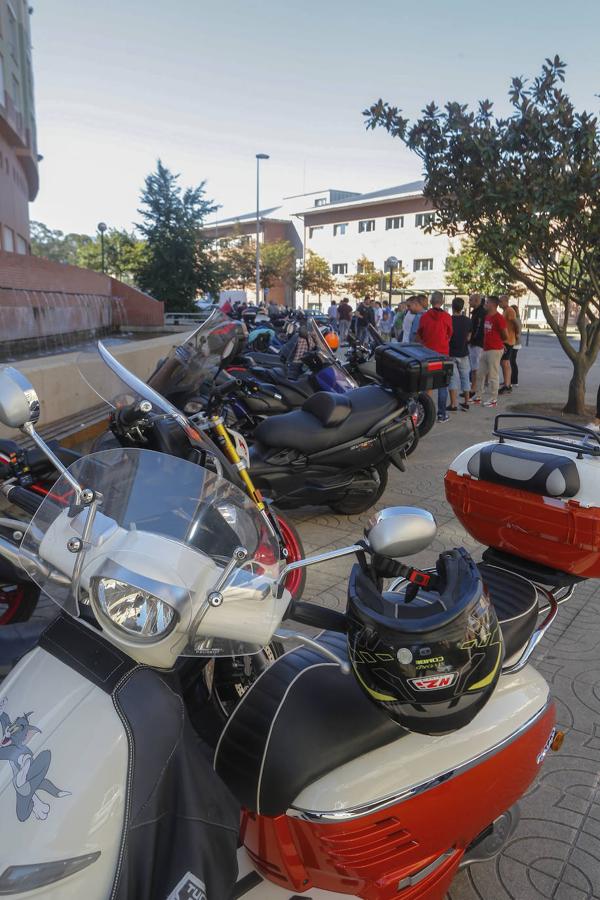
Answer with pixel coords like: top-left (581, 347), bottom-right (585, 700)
top-left (210, 418), bottom-right (287, 560)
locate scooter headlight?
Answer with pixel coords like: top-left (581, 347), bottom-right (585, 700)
top-left (89, 564), bottom-right (182, 641)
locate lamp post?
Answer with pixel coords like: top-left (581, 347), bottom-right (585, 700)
top-left (255, 153), bottom-right (269, 304)
top-left (97, 221), bottom-right (107, 274)
top-left (385, 256), bottom-right (399, 307)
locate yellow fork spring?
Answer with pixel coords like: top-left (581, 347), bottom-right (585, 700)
top-left (211, 419), bottom-right (266, 511)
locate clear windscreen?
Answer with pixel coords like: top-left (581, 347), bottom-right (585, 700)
top-left (307, 317), bottom-right (337, 362)
top-left (20, 448), bottom-right (284, 657)
top-left (147, 310), bottom-right (246, 398)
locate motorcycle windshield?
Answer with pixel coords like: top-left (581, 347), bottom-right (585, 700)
top-left (147, 310), bottom-right (247, 398)
top-left (307, 317), bottom-right (337, 362)
top-left (19, 448), bottom-right (283, 657)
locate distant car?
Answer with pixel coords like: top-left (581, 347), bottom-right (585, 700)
top-left (305, 310), bottom-right (329, 328)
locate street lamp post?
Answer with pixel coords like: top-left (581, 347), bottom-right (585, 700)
top-left (255, 153), bottom-right (269, 305)
top-left (97, 221), bottom-right (108, 274)
top-left (386, 255), bottom-right (399, 307)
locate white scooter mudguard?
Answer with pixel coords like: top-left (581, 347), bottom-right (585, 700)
top-left (0, 646), bottom-right (127, 898)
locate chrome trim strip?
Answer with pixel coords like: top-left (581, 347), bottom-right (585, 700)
top-left (287, 698), bottom-right (551, 822)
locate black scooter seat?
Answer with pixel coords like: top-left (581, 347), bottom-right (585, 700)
top-left (214, 564), bottom-right (541, 818)
top-left (253, 385), bottom-right (399, 453)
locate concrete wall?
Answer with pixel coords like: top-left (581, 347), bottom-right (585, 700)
top-left (0, 331), bottom-right (186, 441)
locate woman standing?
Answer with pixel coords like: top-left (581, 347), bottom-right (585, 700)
top-left (510, 304), bottom-right (522, 387)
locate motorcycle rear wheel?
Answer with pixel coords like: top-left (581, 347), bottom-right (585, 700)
top-left (328, 463), bottom-right (388, 515)
top-left (415, 391), bottom-right (436, 438)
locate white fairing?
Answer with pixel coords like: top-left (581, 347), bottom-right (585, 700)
top-left (0, 648), bottom-right (127, 898)
top-left (449, 440), bottom-right (600, 508)
top-left (291, 666), bottom-right (548, 817)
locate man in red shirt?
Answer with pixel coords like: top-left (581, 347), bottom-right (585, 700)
top-left (473, 296), bottom-right (508, 407)
top-left (417, 291), bottom-right (453, 422)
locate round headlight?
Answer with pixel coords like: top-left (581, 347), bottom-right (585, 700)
top-left (91, 577), bottom-right (177, 639)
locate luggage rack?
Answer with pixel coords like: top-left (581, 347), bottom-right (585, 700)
top-left (493, 413), bottom-right (600, 458)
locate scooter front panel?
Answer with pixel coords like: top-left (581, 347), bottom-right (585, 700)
top-left (0, 647), bottom-right (128, 898)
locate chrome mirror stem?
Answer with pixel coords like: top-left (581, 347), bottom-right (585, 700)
top-left (277, 544), bottom-right (363, 591)
top-left (21, 422), bottom-right (83, 498)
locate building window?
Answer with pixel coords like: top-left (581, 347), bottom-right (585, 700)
top-left (333, 223), bottom-right (347, 236)
top-left (12, 76), bottom-right (20, 113)
top-left (15, 234), bottom-right (27, 254)
top-left (358, 219), bottom-right (375, 233)
top-left (415, 212), bottom-right (435, 228)
top-left (7, 6), bottom-right (17, 59)
top-left (0, 54), bottom-right (4, 100)
top-left (413, 258), bottom-right (434, 272)
top-left (314, 198), bottom-right (327, 207)
top-left (385, 216), bottom-right (404, 230)
top-left (308, 226), bottom-right (324, 238)
top-left (332, 263), bottom-right (348, 275)
top-left (2, 225), bottom-right (14, 252)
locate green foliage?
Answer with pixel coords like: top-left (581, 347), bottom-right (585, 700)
top-left (365, 57), bottom-right (600, 413)
top-left (346, 256), bottom-right (382, 300)
top-left (219, 227), bottom-right (257, 289)
top-left (295, 250), bottom-right (338, 298)
top-left (30, 221), bottom-right (92, 266)
top-left (445, 240), bottom-right (526, 297)
top-left (259, 240), bottom-right (296, 289)
top-left (387, 264), bottom-right (414, 292)
top-left (76, 228), bottom-right (146, 285)
top-left (135, 159), bottom-right (221, 311)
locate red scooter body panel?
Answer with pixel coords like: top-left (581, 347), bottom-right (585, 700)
top-left (445, 469), bottom-right (600, 578)
top-left (242, 704), bottom-right (555, 898)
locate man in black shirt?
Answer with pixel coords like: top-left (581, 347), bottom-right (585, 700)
top-left (448, 297), bottom-right (472, 411)
top-left (468, 293), bottom-right (486, 397)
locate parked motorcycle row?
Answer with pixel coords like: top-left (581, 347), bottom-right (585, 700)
top-left (0, 309), bottom-right (595, 898)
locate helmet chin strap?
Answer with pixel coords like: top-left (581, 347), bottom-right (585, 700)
top-left (371, 553), bottom-right (442, 596)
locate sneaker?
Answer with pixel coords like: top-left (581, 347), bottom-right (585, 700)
top-left (498, 385), bottom-right (512, 394)
top-left (460, 402), bottom-right (470, 411)
top-left (472, 397), bottom-right (482, 404)
top-left (483, 400), bottom-right (497, 408)
top-left (586, 422), bottom-right (600, 432)
top-left (469, 391), bottom-right (476, 399)
top-left (446, 406), bottom-right (458, 412)
top-left (437, 414), bottom-right (450, 423)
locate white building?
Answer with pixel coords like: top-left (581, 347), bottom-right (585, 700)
top-left (297, 181), bottom-right (456, 301)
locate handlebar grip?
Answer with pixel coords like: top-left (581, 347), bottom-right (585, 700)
top-left (118, 400), bottom-right (153, 428)
top-left (287, 600), bottom-right (347, 633)
top-left (212, 377), bottom-right (242, 400)
top-left (5, 485), bottom-right (43, 516)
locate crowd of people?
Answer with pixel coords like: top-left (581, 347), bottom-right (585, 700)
top-left (326, 291), bottom-right (522, 423)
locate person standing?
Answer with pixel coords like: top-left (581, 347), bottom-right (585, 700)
top-left (468, 293), bottom-right (486, 398)
top-left (373, 301), bottom-right (383, 331)
top-left (472, 296), bottom-right (508, 407)
top-left (447, 297), bottom-right (472, 412)
top-left (337, 297), bottom-right (352, 345)
top-left (417, 291), bottom-right (453, 422)
top-left (498, 294), bottom-right (518, 394)
top-left (327, 299), bottom-right (338, 332)
top-left (356, 296), bottom-right (371, 342)
top-left (402, 295), bottom-right (424, 343)
top-left (380, 307), bottom-right (393, 341)
top-left (393, 301), bottom-right (407, 340)
top-left (510, 304), bottom-right (522, 386)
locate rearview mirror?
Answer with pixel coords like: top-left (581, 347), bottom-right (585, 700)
top-left (365, 507), bottom-right (436, 558)
top-left (0, 367), bottom-right (40, 428)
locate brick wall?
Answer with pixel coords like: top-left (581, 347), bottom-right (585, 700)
top-left (0, 252), bottom-right (164, 334)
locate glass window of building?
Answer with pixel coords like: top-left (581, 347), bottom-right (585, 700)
top-left (332, 263), bottom-right (348, 275)
top-left (314, 198), bottom-right (327, 207)
top-left (15, 234), bottom-right (27, 254)
top-left (333, 223), bottom-right (347, 236)
top-left (0, 54), bottom-right (4, 98)
top-left (413, 258), bottom-right (434, 272)
top-left (385, 216), bottom-right (404, 230)
top-left (415, 213), bottom-right (435, 228)
top-left (308, 226), bottom-right (324, 238)
top-left (358, 219), bottom-right (375, 233)
top-left (12, 75), bottom-right (20, 113)
top-left (7, 6), bottom-right (17, 59)
top-left (3, 225), bottom-right (15, 252)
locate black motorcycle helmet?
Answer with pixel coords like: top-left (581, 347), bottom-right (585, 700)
top-left (346, 548), bottom-right (504, 735)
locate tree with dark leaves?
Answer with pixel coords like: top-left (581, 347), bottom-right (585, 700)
top-left (365, 57), bottom-right (600, 413)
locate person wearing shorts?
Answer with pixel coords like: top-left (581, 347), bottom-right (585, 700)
top-left (447, 297), bottom-right (471, 412)
top-left (468, 293), bottom-right (486, 396)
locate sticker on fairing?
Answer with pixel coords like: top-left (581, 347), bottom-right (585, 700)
top-left (229, 428), bottom-right (250, 466)
top-left (166, 872), bottom-right (207, 900)
top-left (0, 697), bottom-right (70, 822)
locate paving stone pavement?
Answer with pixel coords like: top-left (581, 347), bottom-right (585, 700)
top-left (286, 334), bottom-right (600, 900)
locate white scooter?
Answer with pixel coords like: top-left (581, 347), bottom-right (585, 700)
top-left (0, 364), bottom-right (567, 900)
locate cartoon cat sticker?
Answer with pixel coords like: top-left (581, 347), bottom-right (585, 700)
top-left (0, 698), bottom-right (69, 821)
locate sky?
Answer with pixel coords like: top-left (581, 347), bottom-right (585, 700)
top-left (30, 0), bottom-right (600, 236)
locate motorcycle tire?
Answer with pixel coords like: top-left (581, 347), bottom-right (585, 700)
top-left (328, 463), bottom-right (388, 515)
top-left (415, 392), bottom-right (436, 438)
top-left (0, 580), bottom-right (39, 626)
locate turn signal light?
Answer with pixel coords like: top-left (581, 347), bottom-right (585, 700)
top-left (551, 730), bottom-right (566, 752)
